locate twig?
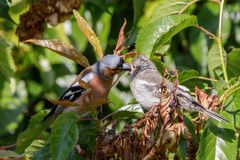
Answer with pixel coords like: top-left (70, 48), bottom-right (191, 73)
top-left (195, 25), bottom-right (216, 39)
top-left (0, 144), bottom-right (16, 150)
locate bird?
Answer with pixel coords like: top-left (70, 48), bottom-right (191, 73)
top-left (17, 54), bottom-right (131, 152)
top-left (129, 55), bottom-right (228, 122)
top-left (43, 54), bottom-right (131, 121)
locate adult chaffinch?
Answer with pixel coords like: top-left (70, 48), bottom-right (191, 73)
top-left (44, 54), bottom-right (131, 121)
top-left (129, 55), bottom-right (228, 122)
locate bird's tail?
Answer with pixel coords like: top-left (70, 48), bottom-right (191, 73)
top-left (193, 102), bottom-right (228, 122)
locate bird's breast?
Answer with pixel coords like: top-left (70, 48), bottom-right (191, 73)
top-left (130, 78), bottom-right (161, 110)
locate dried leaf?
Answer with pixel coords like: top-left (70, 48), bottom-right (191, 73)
top-left (73, 9), bottom-right (103, 59)
top-left (25, 39), bottom-right (89, 68)
top-left (195, 87), bottom-right (220, 111)
top-left (114, 18), bottom-right (127, 55)
top-left (47, 98), bottom-right (79, 107)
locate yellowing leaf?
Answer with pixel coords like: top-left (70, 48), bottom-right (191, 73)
top-left (25, 39), bottom-right (90, 68)
top-left (73, 9), bottom-right (103, 59)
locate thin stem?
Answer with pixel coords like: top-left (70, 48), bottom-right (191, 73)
top-left (219, 81), bottom-right (240, 104)
top-left (179, 0), bottom-right (200, 14)
top-left (218, 0), bottom-right (224, 38)
top-left (217, 0), bottom-right (228, 82)
top-left (197, 76), bottom-right (218, 82)
top-left (195, 25), bottom-right (217, 39)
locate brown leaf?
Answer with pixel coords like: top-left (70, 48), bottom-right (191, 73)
top-left (25, 39), bottom-right (89, 68)
top-left (114, 18), bottom-right (127, 55)
top-left (73, 10), bottom-right (103, 59)
top-left (47, 98), bottom-right (79, 107)
top-left (195, 87), bottom-right (220, 110)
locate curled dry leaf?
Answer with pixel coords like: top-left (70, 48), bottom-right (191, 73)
top-left (73, 10), bottom-right (103, 59)
top-left (25, 39), bottom-right (89, 68)
top-left (114, 19), bottom-right (127, 55)
top-left (193, 87), bottom-right (221, 131)
top-left (16, 0), bottom-right (81, 41)
top-left (93, 81), bottom-right (191, 159)
top-left (47, 98), bottom-right (80, 107)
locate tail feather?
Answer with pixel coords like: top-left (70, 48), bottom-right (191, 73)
top-left (193, 102), bottom-right (228, 122)
top-left (200, 107), bottom-right (228, 122)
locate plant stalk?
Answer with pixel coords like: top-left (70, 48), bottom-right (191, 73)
top-left (217, 0), bottom-right (228, 82)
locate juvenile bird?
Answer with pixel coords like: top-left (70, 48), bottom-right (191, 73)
top-left (44, 54), bottom-right (131, 121)
top-left (130, 55), bottom-right (228, 122)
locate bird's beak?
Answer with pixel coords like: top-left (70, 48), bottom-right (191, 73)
top-left (121, 63), bottom-right (131, 71)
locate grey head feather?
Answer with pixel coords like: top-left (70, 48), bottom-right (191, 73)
top-left (131, 55), bottom-right (158, 80)
top-left (92, 54), bottom-right (127, 80)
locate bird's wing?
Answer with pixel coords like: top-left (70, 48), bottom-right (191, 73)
top-left (43, 67), bottom-right (92, 121)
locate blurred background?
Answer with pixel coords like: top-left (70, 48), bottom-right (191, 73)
top-left (0, 0), bottom-right (239, 147)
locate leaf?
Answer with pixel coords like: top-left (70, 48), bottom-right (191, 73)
top-left (0, 38), bottom-right (16, 79)
top-left (0, 150), bottom-right (19, 158)
top-left (132, 0), bottom-right (145, 26)
top-left (77, 120), bottom-right (99, 155)
top-left (196, 89), bottom-right (239, 160)
top-left (151, 0), bottom-right (197, 21)
top-left (50, 112), bottom-right (79, 160)
top-left (208, 41), bottom-right (227, 79)
top-left (196, 121), bottom-right (238, 160)
top-left (32, 144), bottom-right (51, 160)
top-left (197, 2), bottom-right (231, 44)
top-left (114, 18), bottom-right (126, 55)
top-left (136, 14), bottom-right (197, 57)
top-left (112, 104), bottom-right (144, 121)
top-left (227, 49), bottom-right (240, 79)
top-left (73, 9), bottom-right (103, 59)
top-left (16, 110), bottom-right (49, 153)
top-left (178, 70), bottom-right (199, 84)
top-left (189, 31), bottom-right (208, 75)
top-left (0, 0), bottom-right (16, 24)
top-left (25, 39), bottom-right (89, 68)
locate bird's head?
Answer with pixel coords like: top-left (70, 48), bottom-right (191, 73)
top-left (130, 55), bottom-right (157, 78)
top-left (93, 54), bottom-right (131, 80)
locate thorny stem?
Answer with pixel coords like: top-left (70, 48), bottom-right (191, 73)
top-left (179, 0), bottom-right (200, 14)
top-left (217, 0), bottom-right (228, 82)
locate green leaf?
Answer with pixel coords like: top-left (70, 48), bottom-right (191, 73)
top-left (0, 150), bottom-right (19, 158)
top-left (32, 144), bottom-right (51, 160)
top-left (196, 121), bottom-right (238, 160)
top-left (0, 38), bottom-right (16, 79)
top-left (112, 104), bottom-right (144, 121)
top-left (50, 112), bottom-right (79, 160)
top-left (16, 110), bottom-right (49, 153)
top-left (196, 90), bottom-right (239, 160)
top-left (179, 70), bottom-right (199, 84)
top-left (227, 49), bottom-right (240, 79)
top-left (151, 0), bottom-right (197, 21)
top-left (0, 0), bottom-right (16, 24)
top-left (77, 120), bottom-right (98, 156)
top-left (136, 14), bottom-right (197, 57)
top-left (132, 0), bottom-right (145, 26)
top-left (208, 41), bottom-right (227, 80)
top-left (189, 31), bottom-right (208, 75)
top-left (197, 2), bottom-right (231, 44)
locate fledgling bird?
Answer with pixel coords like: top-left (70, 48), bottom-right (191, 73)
top-left (129, 55), bottom-right (228, 122)
top-left (43, 54), bottom-right (131, 121)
